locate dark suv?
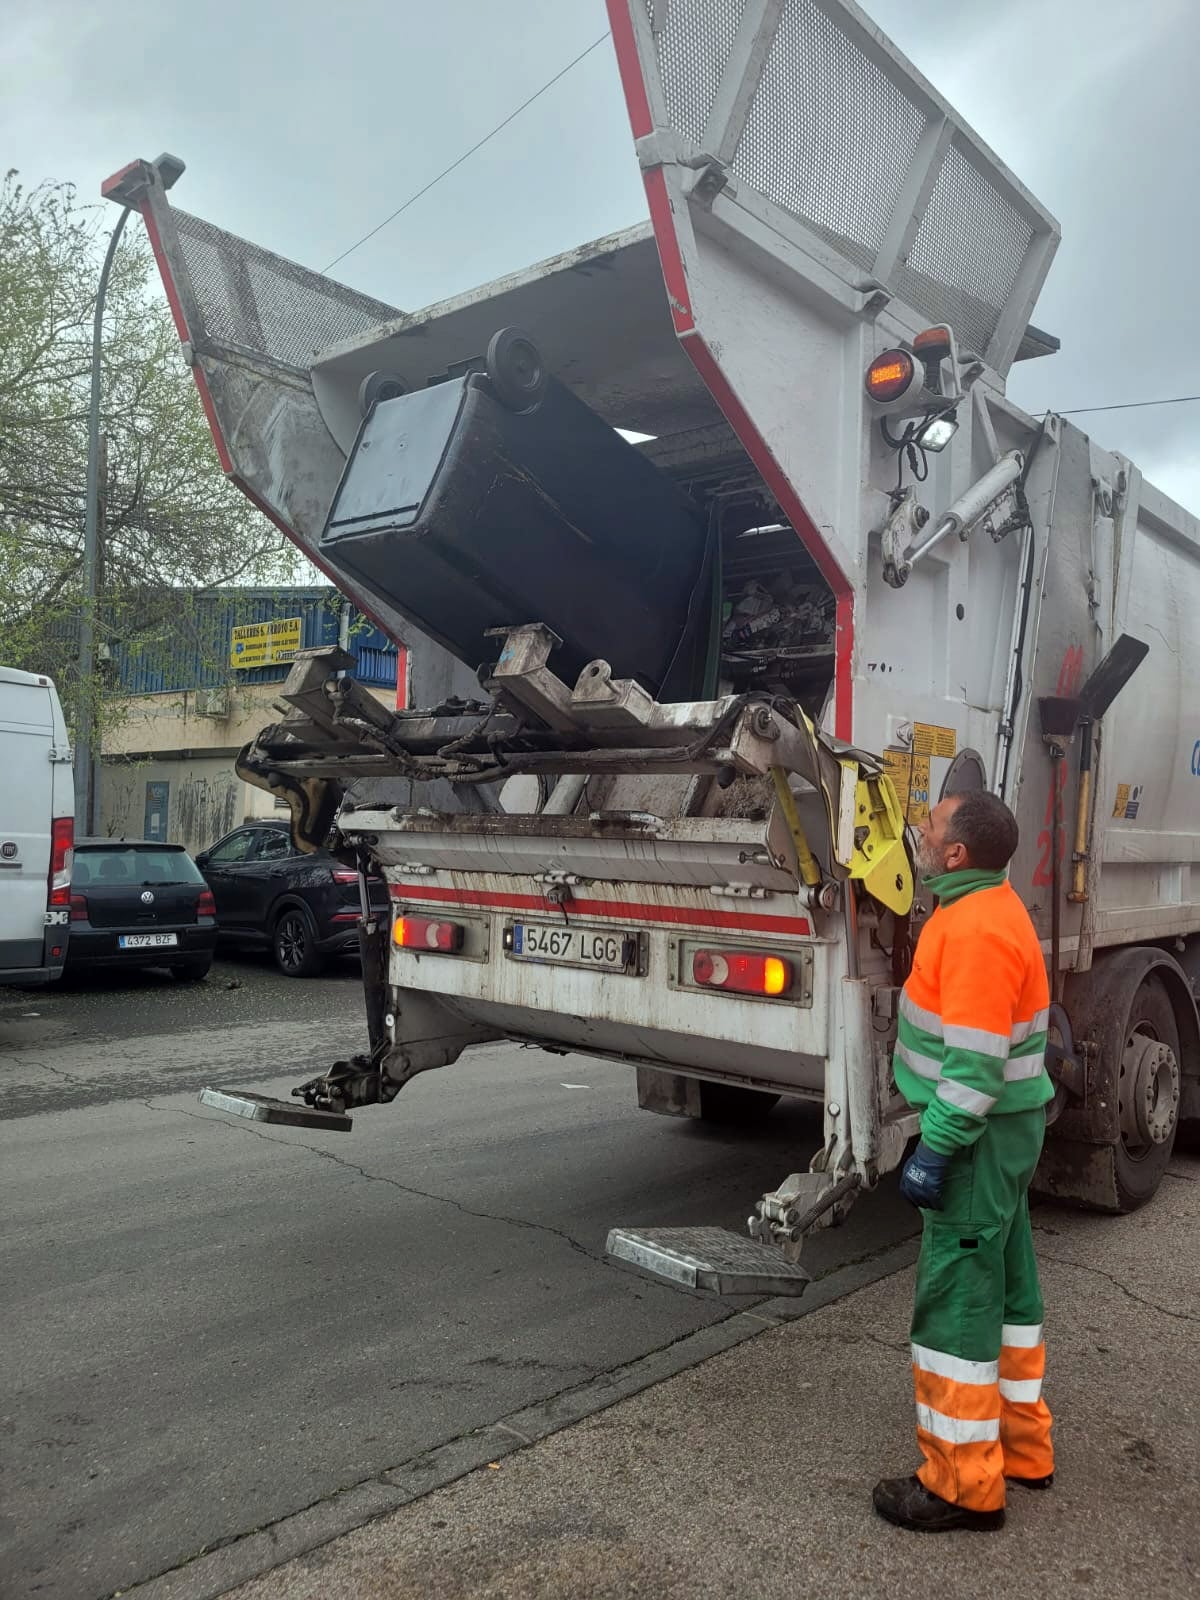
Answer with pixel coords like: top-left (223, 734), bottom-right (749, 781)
top-left (195, 820), bottom-right (388, 977)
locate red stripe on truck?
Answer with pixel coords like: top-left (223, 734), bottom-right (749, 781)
top-left (389, 884), bottom-right (811, 937)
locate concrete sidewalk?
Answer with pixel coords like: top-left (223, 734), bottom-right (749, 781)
top-left (224, 1156), bottom-right (1200, 1600)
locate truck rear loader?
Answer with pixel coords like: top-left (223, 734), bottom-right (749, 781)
top-left (114, 0), bottom-right (1199, 1291)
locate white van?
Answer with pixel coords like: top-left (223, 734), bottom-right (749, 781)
top-left (0, 667), bottom-right (74, 985)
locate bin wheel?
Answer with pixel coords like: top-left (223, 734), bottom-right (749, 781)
top-left (486, 327), bottom-right (546, 412)
top-left (358, 370), bottom-right (407, 418)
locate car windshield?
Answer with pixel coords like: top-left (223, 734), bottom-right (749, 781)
top-left (73, 847), bottom-right (204, 888)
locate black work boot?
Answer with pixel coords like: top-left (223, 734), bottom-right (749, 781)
top-left (1007, 1472), bottom-right (1054, 1490)
top-left (873, 1475), bottom-right (1006, 1532)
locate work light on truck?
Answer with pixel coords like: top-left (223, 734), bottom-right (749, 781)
top-left (864, 349), bottom-right (919, 406)
top-left (692, 949), bottom-right (793, 997)
top-left (393, 915), bottom-right (464, 953)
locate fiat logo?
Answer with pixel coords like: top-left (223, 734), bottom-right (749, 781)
top-left (1, 841), bottom-right (16, 860)
top-left (141, 890), bottom-right (155, 904)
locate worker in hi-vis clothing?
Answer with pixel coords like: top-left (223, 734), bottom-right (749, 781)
top-left (874, 790), bottom-right (1056, 1532)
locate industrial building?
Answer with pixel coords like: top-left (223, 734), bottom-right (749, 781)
top-left (98, 589), bottom-right (403, 853)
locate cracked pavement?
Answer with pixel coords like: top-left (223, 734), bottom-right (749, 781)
top-left (0, 956), bottom-right (917, 1600)
top-left (225, 1145), bottom-right (1200, 1600)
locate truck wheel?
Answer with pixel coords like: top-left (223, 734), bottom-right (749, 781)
top-left (698, 1083), bottom-right (781, 1124)
top-left (1113, 976), bottom-right (1181, 1211)
top-left (273, 905), bottom-right (325, 979)
top-left (485, 327), bottom-right (546, 412)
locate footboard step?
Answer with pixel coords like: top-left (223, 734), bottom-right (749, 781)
top-left (605, 1226), bottom-right (810, 1295)
top-left (198, 1088), bottom-right (353, 1132)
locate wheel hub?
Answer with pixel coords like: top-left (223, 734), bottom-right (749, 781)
top-left (1119, 1030), bottom-right (1180, 1149)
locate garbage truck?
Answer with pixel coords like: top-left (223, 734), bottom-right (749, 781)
top-left (111, 0), bottom-right (1199, 1291)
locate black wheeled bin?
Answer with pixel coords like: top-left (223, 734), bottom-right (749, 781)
top-left (320, 363), bottom-right (711, 700)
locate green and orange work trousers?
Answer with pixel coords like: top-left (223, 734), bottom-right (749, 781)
top-left (910, 1106), bottom-right (1054, 1511)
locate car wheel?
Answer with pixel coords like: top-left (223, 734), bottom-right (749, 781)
top-left (172, 957), bottom-right (213, 982)
top-left (273, 905), bottom-right (325, 978)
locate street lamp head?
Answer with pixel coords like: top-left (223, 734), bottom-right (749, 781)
top-left (101, 153), bottom-right (186, 207)
top-left (152, 152), bottom-right (186, 191)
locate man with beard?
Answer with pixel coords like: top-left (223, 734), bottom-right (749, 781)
top-left (873, 790), bottom-right (1056, 1533)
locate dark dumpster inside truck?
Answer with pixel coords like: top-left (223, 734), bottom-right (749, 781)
top-left (320, 335), bottom-right (714, 701)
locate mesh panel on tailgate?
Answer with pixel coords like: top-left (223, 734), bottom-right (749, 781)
top-left (892, 142), bottom-right (1034, 356)
top-left (644, 0), bottom-right (1051, 362)
top-left (650, 0), bottom-right (748, 146)
top-left (172, 210), bottom-right (399, 371)
top-left (731, 0), bottom-right (923, 271)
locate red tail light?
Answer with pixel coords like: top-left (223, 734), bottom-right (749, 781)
top-left (331, 867), bottom-right (359, 885)
top-left (197, 888), bottom-right (216, 918)
top-left (70, 892), bottom-right (89, 923)
top-left (49, 816), bottom-right (74, 907)
top-left (393, 915), bottom-right (464, 953)
top-left (692, 949), bottom-right (793, 997)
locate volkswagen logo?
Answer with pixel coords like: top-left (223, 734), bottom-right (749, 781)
top-left (141, 889), bottom-right (155, 904)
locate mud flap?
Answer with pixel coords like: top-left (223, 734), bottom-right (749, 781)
top-left (606, 1226), bottom-right (811, 1295)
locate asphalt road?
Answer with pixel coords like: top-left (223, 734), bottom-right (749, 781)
top-left (0, 955), bottom-right (916, 1600)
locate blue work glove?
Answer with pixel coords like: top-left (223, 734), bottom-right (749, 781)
top-left (899, 1141), bottom-right (951, 1210)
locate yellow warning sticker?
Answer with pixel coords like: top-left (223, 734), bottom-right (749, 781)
top-left (883, 748), bottom-right (932, 825)
top-left (1112, 782), bottom-right (1130, 818)
top-left (912, 722), bottom-right (957, 759)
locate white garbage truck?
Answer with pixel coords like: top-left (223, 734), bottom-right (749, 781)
top-left (115, 0), bottom-right (1198, 1289)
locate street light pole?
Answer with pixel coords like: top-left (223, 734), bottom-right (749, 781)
top-left (74, 207), bottom-right (130, 833)
top-left (74, 152), bottom-right (186, 835)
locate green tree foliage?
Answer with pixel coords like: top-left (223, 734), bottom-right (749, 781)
top-left (0, 171), bottom-right (300, 726)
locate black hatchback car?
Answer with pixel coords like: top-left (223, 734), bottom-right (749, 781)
top-left (195, 820), bottom-right (388, 977)
top-left (67, 840), bottom-right (218, 980)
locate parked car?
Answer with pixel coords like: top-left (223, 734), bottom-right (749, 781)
top-left (195, 820), bottom-right (388, 977)
top-left (67, 839), bottom-right (218, 980)
top-left (0, 666), bottom-right (73, 986)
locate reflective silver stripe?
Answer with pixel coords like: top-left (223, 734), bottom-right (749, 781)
top-left (895, 1041), bottom-right (941, 1081)
top-left (943, 1022), bottom-right (1010, 1057)
top-left (1004, 1054), bottom-right (1046, 1082)
top-left (1001, 1323), bottom-right (1044, 1348)
top-left (1011, 1008), bottom-right (1050, 1044)
top-left (899, 991), bottom-right (944, 1037)
top-left (999, 1377), bottom-right (1043, 1404)
top-left (912, 1343), bottom-right (998, 1386)
top-left (915, 1404), bottom-right (1000, 1445)
top-left (936, 1078), bottom-right (998, 1117)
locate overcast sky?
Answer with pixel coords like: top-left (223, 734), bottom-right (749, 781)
top-left (3, 0), bottom-right (1197, 511)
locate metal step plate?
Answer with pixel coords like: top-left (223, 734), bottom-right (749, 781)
top-left (606, 1226), bottom-right (810, 1296)
top-left (198, 1088), bottom-right (353, 1132)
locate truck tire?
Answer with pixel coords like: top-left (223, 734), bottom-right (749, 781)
top-left (1112, 975), bottom-right (1181, 1211)
top-left (698, 1083), bottom-right (781, 1124)
top-left (272, 904), bottom-right (325, 979)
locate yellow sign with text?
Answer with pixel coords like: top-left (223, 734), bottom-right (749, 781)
top-left (883, 748), bottom-right (931, 825)
top-left (229, 616), bottom-right (302, 669)
top-left (912, 721), bottom-right (957, 759)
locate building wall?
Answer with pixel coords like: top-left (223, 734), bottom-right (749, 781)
top-left (100, 755), bottom-right (243, 853)
top-left (98, 682), bottom-right (396, 854)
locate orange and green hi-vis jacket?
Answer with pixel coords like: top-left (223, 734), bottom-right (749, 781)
top-left (894, 867), bottom-right (1055, 1154)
